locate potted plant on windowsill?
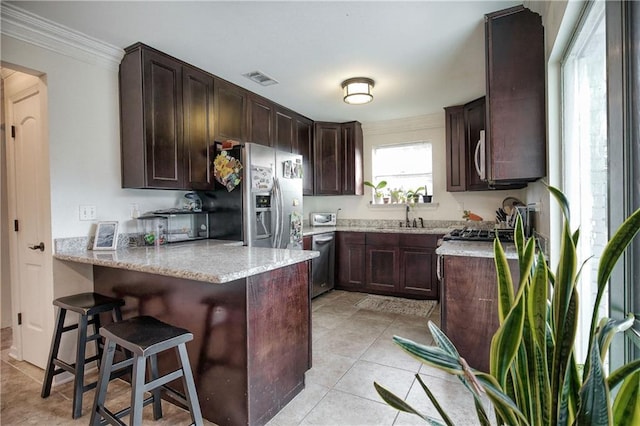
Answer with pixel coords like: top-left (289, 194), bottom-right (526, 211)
top-left (374, 185), bottom-right (640, 425)
top-left (405, 186), bottom-right (425, 205)
top-left (364, 180), bottom-right (387, 204)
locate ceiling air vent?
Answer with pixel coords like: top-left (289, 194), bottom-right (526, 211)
top-left (242, 70), bottom-right (279, 86)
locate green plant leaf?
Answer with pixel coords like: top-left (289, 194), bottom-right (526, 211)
top-left (494, 239), bottom-right (515, 324)
top-left (607, 358), bottom-right (640, 391)
top-left (548, 184), bottom-right (571, 222)
top-left (428, 321), bottom-right (460, 358)
top-left (553, 287), bottom-right (579, 424)
top-left (612, 370), bottom-right (640, 426)
top-left (577, 340), bottom-right (611, 426)
top-left (590, 207), bottom-right (640, 345)
top-left (392, 336), bottom-right (463, 374)
top-left (475, 373), bottom-right (529, 425)
top-left (490, 287), bottom-right (525, 388)
top-left (596, 314), bottom-right (635, 362)
top-left (373, 381), bottom-right (443, 425)
top-left (414, 375), bottom-right (456, 426)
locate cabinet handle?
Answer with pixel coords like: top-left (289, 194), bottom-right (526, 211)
top-left (474, 130), bottom-right (486, 180)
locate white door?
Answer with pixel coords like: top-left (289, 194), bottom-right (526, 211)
top-left (4, 71), bottom-right (53, 368)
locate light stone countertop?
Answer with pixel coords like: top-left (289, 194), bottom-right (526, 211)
top-left (303, 226), bottom-right (452, 237)
top-left (436, 240), bottom-right (519, 259)
top-left (53, 239), bottom-right (319, 284)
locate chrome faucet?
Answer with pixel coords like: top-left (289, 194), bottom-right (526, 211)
top-left (405, 205), bottom-right (411, 227)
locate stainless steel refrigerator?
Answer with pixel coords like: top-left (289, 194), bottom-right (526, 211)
top-left (198, 142), bottom-right (303, 249)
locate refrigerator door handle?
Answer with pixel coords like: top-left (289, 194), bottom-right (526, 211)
top-left (272, 176), bottom-right (282, 248)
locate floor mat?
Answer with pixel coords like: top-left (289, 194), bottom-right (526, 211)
top-left (355, 294), bottom-right (437, 318)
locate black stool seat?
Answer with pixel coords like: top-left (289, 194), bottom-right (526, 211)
top-left (90, 316), bottom-right (203, 426)
top-left (100, 316), bottom-right (192, 357)
top-left (41, 292), bottom-right (125, 419)
top-left (54, 292), bottom-right (125, 316)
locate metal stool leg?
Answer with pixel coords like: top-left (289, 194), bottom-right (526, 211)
top-left (89, 339), bottom-right (117, 426)
top-left (72, 313), bottom-right (89, 419)
top-left (149, 354), bottom-right (163, 420)
top-left (130, 355), bottom-right (147, 426)
top-left (177, 343), bottom-right (203, 426)
top-left (41, 307), bottom-right (66, 398)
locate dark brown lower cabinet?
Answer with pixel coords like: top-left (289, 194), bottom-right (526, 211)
top-left (441, 254), bottom-right (519, 373)
top-left (336, 232), bottom-right (441, 300)
top-left (336, 232), bottom-right (366, 291)
top-left (366, 233), bottom-right (399, 292)
top-left (93, 262), bottom-right (311, 426)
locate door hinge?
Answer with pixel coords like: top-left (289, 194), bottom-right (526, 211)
top-left (11, 125), bottom-right (15, 138)
top-left (14, 219), bottom-right (19, 232)
top-left (17, 313), bottom-right (22, 325)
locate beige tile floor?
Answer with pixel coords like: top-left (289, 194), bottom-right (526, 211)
top-left (1, 290), bottom-right (480, 425)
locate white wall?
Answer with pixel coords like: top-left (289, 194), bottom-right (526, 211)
top-left (304, 113), bottom-right (526, 223)
top-left (1, 36), bottom-right (186, 240)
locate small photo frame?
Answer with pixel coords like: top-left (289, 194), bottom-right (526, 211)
top-left (93, 221), bottom-right (118, 250)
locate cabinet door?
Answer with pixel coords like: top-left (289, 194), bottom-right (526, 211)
top-left (247, 95), bottom-right (273, 146)
top-left (366, 246), bottom-right (399, 292)
top-left (485, 5), bottom-right (546, 182)
top-left (314, 122), bottom-right (342, 195)
top-left (336, 232), bottom-right (365, 290)
top-left (442, 256), bottom-right (519, 372)
top-left (183, 65), bottom-right (215, 190)
top-left (274, 108), bottom-right (295, 153)
top-left (444, 105), bottom-right (466, 192)
top-left (399, 248), bottom-right (438, 298)
top-left (214, 78), bottom-right (247, 142)
top-left (141, 48), bottom-right (184, 188)
top-left (341, 122), bottom-right (364, 195)
top-left (293, 115), bottom-right (314, 195)
top-left (365, 233), bottom-right (399, 293)
top-left (464, 97), bottom-right (489, 191)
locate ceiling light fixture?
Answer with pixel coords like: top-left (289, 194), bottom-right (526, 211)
top-left (341, 77), bottom-right (375, 105)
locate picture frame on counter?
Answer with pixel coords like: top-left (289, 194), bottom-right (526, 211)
top-left (93, 221), bottom-right (118, 250)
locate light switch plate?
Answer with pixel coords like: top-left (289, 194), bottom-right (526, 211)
top-left (79, 205), bottom-right (96, 221)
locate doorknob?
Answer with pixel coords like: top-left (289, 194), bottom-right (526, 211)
top-left (29, 242), bottom-right (45, 252)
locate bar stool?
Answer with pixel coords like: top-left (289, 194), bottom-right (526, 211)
top-left (41, 292), bottom-right (125, 419)
top-left (90, 315), bottom-right (203, 426)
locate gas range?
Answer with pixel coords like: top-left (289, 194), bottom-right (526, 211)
top-left (443, 228), bottom-right (515, 243)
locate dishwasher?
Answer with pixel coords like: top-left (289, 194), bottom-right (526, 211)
top-left (311, 232), bottom-right (335, 298)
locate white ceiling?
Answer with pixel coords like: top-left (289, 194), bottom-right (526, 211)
top-left (7, 1), bottom-right (522, 123)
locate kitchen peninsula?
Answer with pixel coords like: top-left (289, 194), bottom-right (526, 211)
top-left (54, 240), bottom-right (318, 426)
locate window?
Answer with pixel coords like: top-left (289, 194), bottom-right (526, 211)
top-left (371, 142), bottom-right (433, 200)
top-left (561, 1), bottom-right (607, 363)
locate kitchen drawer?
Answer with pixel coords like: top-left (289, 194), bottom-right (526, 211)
top-left (338, 231), bottom-right (365, 245)
top-left (399, 234), bottom-right (441, 248)
top-left (366, 232), bottom-right (400, 246)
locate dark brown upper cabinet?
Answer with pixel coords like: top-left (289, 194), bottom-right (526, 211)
top-left (183, 64), bottom-right (215, 190)
top-left (444, 97), bottom-right (489, 192)
top-left (120, 43), bottom-right (214, 190)
top-left (313, 121), bottom-right (363, 196)
top-left (214, 77), bottom-right (247, 143)
top-left (292, 114), bottom-right (314, 195)
top-left (274, 107), bottom-right (295, 153)
top-left (247, 94), bottom-right (273, 146)
top-left (314, 122), bottom-right (342, 195)
top-left (484, 5), bottom-right (546, 184)
top-left (341, 121), bottom-right (364, 195)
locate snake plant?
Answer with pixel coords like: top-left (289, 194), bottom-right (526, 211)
top-left (375, 186), bottom-right (640, 425)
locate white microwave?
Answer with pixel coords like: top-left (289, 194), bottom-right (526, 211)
top-left (309, 212), bottom-right (337, 227)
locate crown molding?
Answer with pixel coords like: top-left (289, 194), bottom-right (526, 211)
top-left (363, 112), bottom-right (445, 136)
top-left (1, 3), bottom-right (124, 70)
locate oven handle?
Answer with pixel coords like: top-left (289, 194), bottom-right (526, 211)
top-left (436, 254), bottom-right (443, 281)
